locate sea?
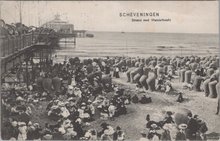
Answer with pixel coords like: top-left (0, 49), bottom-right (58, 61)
top-left (55, 31), bottom-right (219, 61)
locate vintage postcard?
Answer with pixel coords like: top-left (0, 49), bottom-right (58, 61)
top-left (0, 1), bottom-right (219, 141)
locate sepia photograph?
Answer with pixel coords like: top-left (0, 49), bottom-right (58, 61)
top-left (0, 1), bottom-right (219, 140)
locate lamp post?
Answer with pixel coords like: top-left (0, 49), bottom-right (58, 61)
top-left (0, 2), bottom-right (2, 19)
top-left (19, 1), bottom-right (22, 23)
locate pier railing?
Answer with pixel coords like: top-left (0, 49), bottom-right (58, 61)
top-left (0, 32), bottom-right (53, 58)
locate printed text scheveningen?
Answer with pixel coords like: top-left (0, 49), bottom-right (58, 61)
top-left (119, 12), bottom-right (160, 17)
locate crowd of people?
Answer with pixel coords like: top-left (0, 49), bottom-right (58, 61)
top-left (139, 111), bottom-right (208, 141)
top-left (1, 57), bottom-right (132, 140)
top-left (1, 54), bottom-right (219, 140)
top-left (0, 19), bottom-right (59, 54)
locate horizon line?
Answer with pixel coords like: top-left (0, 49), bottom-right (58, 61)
top-left (85, 30), bottom-right (219, 35)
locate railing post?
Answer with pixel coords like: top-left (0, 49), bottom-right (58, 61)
top-left (7, 38), bottom-right (9, 56)
top-left (12, 36), bottom-right (15, 54)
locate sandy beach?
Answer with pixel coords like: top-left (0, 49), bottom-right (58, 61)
top-left (27, 70), bottom-right (220, 140)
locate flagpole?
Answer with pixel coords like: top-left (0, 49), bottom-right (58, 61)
top-left (19, 1), bottom-right (22, 23)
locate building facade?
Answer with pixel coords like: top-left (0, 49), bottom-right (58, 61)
top-left (42, 15), bottom-right (74, 34)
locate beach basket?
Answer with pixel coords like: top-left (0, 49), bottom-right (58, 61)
top-left (139, 75), bottom-right (148, 88)
top-left (216, 82), bottom-right (220, 99)
top-left (126, 69), bottom-right (131, 82)
top-left (184, 70), bottom-right (192, 84)
top-left (173, 108), bottom-right (191, 125)
top-left (190, 63), bottom-right (198, 72)
top-left (208, 80), bottom-right (218, 98)
top-left (180, 69), bottom-right (186, 82)
top-left (131, 60), bottom-right (136, 67)
top-left (135, 62), bottom-right (140, 67)
top-left (130, 68), bottom-right (139, 83)
top-left (133, 73), bottom-right (141, 83)
top-left (146, 72), bottom-right (156, 91)
top-left (36, 77), bottom-right (43, 87)
top-left (192, 76), bottom-right (203, 91)
top-left (157, 67), bottom-right (164, 76)
top-left (126, 60), bottom-right (132, 68)
top-left (143, 67), bottom-right (150, 76)
top-left (164, 65), bottom-right (168, 74)
top-left (52, 77), bottom-right (61, 93)
top-left (207, 68), bottom-right (214, 77)
top-left (203, 79), bottom-right (210, 97)
top-left (42, 78), bottom-right (52, 92)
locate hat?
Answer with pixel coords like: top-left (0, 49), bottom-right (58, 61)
top-left (76, 118), bottom-right (82, 124)
top-left (18, 122), bottom-right (26, 127)
top-left (33, 123), bottom-right (40, 127)
top-left (43, 134), bottom-right (53, 140)
top-left (16, 96), bottom-right (24, 101)
top-left (88, 100), bottom-right (92, 103)
top-left (28, 121), bottom-right (32, 126)
top-left (59, 102), bottom-right (66, 107)
top-left (9, 137), bottom-right (17, 141)
top-left (68, 97), bottom-right (74, 101)
top-left (58, 127), bottom-right (66, 134)
top-left (11, 121), bottom-right (17, 127)
top-left (81, 102), bottom-right (86, 106)
top-left (166, 111), bottom-right (173, 116)
top-left (178, 124), bottom-right (187, 130)
top-left (68, 85), bottom-right (73, 90)
top-left (151, 124), bottom-right (158, 129)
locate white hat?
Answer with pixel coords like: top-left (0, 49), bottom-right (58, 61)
top-left (68, 85), bottom-right (74, 90)
top-left (151, 124), bottom-right (158, 129)
top-left (58, 102), bottom-right (66, 107)
top-left (76, 118), bottom-right (82, 124)
top-left (43, 134), bottom-right (53, 140)
top-left (18, 122), bottom-right (26, 127)
top-left (81, 102), bottom-right (86, 106)
top-left (178, 124), bottom-right (187, 130)
top-left (58, 127), bottom-right (66, 134)
top-left (16, 96), bottom-right (24, 101)
top-left (9, 137), bottom-right (17, 141)
top-left (28, 121), bottom-right (32, 126)
top-left (11, 121), bottom-right (18, 127)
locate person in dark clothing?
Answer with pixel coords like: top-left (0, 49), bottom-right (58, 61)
top-left (131, 94), bottom-right (139, 104)
top-left (105, 65), bottom-right (111, 74)
top-left (176, 124), bottom-right (187, 141)
top-left (186, 113), bottom-right (199, 140)
top-left (113, 126), bottom-right (122, 141)
top-left (146, 114), bottom-right (159, 129)
top-left (139, 95), bottom-right (152, 104)
top-left (52, 128), bottom-right (64, 140)
top-left (73, 120), bottom-right (84, 139)
top-left (177, 92), bottom-right (184, 103)
top-left (18, 111), bottom-right (31, 125)
top-left (163, 111), bottom-right (175, 125)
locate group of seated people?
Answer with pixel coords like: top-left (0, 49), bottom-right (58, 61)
top-left (139, 112), bottom-right (208, 141)
top-left (1, 57), bottom-right (131, 140)
top-left (1, 55), bottom-right (217, 140)
top-left (97, 88), bottom-right (130, 120)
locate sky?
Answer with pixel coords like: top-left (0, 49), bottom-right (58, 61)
top-left (1, 1), bottom-right (219, 34)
